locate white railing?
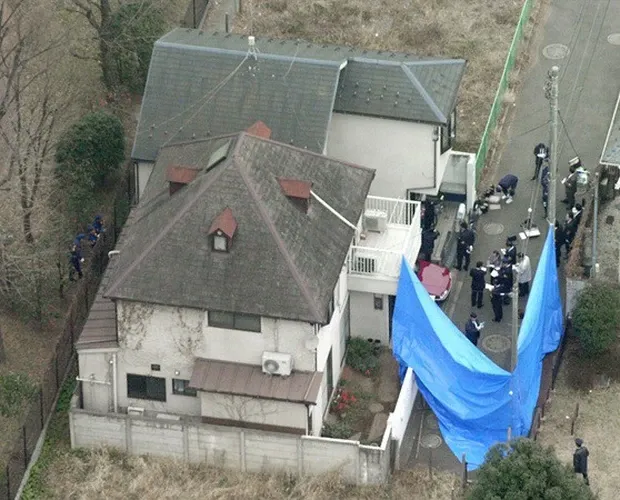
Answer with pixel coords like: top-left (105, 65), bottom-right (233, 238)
top-left (347, 246), bottom-right (402, 278)
top-left (364, 196), bottom-right (420, 226)
top-left (402, 207), bottom-right (421, 269)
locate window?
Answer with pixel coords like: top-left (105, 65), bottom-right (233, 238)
top-left (213, 232), bottom-right (228, 252)
top-left (374, 294), bottom-right (384, 310)
top-left (208, 310), bottom-right (261, 332)
top-left (127, 374), bottom-right (166, 402)
top-left (328, 296), bottom-right (335, 320)
top-left (172, 379), bottom-right (197, 397)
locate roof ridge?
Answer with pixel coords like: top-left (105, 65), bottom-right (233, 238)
top-left (105, 163), bottom-right (231, 299)
top-left (400, 64), bottom-right (447, 124)
top-left (161, 132), bottom-right (240, 150)
top-left (233, 144), bottom-right (324, 324)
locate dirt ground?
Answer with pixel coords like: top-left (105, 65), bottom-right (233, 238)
top-left (537, 336), bottom-right (620, 500)
top-left (233, 0), bottom-right (525, 153)
top-left (596, 197), bottom-right (620, 282)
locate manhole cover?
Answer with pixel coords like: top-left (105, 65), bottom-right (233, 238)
top-left (425, 414), bottom-right (440, 430)
top-left (608, 33), bottom-right (620, 45)
top-left (483, 222), bottom-right (505, 235)
top-left (420, 434), bottom-right (443, 449)
top-left (542, 43), bottom-right (570, 60)
top-left (482, 334), bottom-right (511, 353)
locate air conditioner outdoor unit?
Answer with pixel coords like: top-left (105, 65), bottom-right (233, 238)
top-left (127, 406), bottom-right (145, 416)
top-left (363, 209), bottom-right (388, 233)
top-left (262, 351), bottom-right (293, 376)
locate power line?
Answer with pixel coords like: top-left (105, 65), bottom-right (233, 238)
top-left (558, 110), bottom-right (579, 158)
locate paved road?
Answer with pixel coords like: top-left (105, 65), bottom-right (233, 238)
top-left (404, 0), bottom-right (620, 472)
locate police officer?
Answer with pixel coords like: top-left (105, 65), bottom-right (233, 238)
top-left (496, 174), bottom-right (519, 203)
top-left (464, 312), bottom-right (484, 346)
top-left (469, 261), bottom-right (487, 308)
top-left (455, 222), bottom-right (475, 271)
top-left (491, 280), bottom-right (510, 322)
top-left (69, 235), bottom-right (85, 281)
top-left (420, 228), bottom-right (439, 261)
top-left (561, 159), bottom-right (580, 208)
top-left (554, 220), bottom-right (565, 267)
top-left (503, 237), bottom-right (517, 266)
top-left (541, 162), bottom-right (550, 218)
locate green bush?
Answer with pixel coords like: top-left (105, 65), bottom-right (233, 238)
top-left (55, 111), bottom-right (125, 223)
top-left (321, 420), bottom-right (353, 440)
top-left (0, 373), bottom-right (37, 417)
top-left (104, 2), bottom-right (166, 93)
top-left (572, 281), bottom-right (620, 356)
top-left (467, 439), bottom-right (594, 500)
top-left (346, 337), bottom-right (379, 373)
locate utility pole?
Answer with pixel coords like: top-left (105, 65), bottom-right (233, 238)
top-left (547, 66), bottom-right (560, 226)
top-left (511, 266), bottom-right (519, 372)
top-left (591, 171), bottom-right (600, 278)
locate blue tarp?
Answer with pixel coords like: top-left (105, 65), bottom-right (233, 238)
top-left (393, 228), bottom-right (562, 469)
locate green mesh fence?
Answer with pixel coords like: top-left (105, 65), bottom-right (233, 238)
top-left (475, 0), bottom-right (535, 183)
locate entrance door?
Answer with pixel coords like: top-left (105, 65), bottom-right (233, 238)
top-left (388, 295), bottom-right (396, 345)
top-left (326, 349), bottom-right (334, 398)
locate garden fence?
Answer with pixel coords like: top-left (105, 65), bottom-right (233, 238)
top-left (0, 171), bottom-right (131, 500)
top-left (475, 0), bottom-right (535, 181)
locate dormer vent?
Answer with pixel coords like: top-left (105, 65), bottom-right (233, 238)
top-left (166, 165), bottom-right (198, 195)
top-left (278, 178), bottom-right (312, 213)
top-left (207, 208), bottom-right (237, 252)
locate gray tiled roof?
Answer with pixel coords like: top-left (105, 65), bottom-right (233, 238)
top-left (132, 29), bottom-right (466, 162)
top-left (106, 134), bottom-right (375, 324)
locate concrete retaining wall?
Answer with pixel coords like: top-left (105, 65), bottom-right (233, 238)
top-left (69, 403), bottom-right (392, 485)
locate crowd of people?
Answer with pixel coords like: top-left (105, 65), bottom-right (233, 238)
top-left (69, 215), bottom-right (105, 281)
top-left (459, 142), bottom-right (588, 344)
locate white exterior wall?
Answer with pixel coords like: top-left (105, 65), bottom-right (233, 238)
top-left (200, 393), bottom-right (307, 431)
top-left (349, 291), bottom-right (389, 345)
top-left (135, 161), bottom-right (154, 202)
top-left (326, 113), bottom-right (440, 198)
top-left (111, 300), bottom-right (316, 416)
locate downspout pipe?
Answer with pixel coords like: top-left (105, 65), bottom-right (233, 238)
top-left (111, 353), bottom-right (118, 413)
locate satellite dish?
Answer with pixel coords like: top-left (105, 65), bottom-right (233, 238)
top-left (304, 336), bottom-right (319, 351)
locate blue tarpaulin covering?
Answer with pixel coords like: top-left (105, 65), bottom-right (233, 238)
top-left (392, 228), bottom-right (562, 469)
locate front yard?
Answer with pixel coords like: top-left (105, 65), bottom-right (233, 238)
top-left (322, 340), bottom-right (400, 445)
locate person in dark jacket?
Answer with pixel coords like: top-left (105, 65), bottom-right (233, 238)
top-left (498, 258), bottom-right (514, 305)
top-left (455, 222), bottom-right (475, 271)
top-left (422, 199), bottom-right (436, 230)
top-left (87, 225), bottom-right (99, 248)
top-left (573, 438), bottom-right (589, 485)
top-left (564, 211), bottom-right (578, 254)
top-left (69, 237), bottom-right (85, 281)
top-left (496, 174), bottom-right (519, 203)
top-left (491, 280), bottom-right (510, 322)
top-left (554, 220), bottom-right (565, 266)
top-left (464, 312), bottom-right (485, 346)
top-left (532, 143), bottom-right (549, 180)
top-left (420, 228), bottom-right (439, 261)
top-left (503, 238), bottom-right (517, 266)
top-left (561, 164), bottom-right (578, 207)
top-left (470, 261), bottom-right (487, 308)
top-left (92, 214), bottom-right (105, 235)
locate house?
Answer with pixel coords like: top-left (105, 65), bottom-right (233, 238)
top-left (75, 126), bottom-right (419, 442)
top-left (132, 29), bottom-right (471, 206)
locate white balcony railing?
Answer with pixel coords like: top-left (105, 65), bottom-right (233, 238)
top-left (346, 197), bottom-right (421, 281)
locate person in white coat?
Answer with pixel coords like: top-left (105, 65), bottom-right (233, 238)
top-left (516, 253), bottom-right (532, 297)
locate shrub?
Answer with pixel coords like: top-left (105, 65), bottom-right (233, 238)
top-left (0, 373), bottom-right (37, 417)
top-left (104, 2), bottom-right (166, 93)
top-left (321, 420), bottom-right (353, 440)
top-left (346, 337), bottom-right (379, 373)
top-left (467, 439), bottom-right (594, 500)
top-left (572, 281), bottom-right (620, 356)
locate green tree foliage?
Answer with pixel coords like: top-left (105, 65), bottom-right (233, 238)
top-left (346, 337), bottom-right (380, 373)
top-left (467, 439), bottom-right (594, 500)
top-left (572, 281), bottom-right (620, 356)
top-left (104, 2), bottom-right (166, 93)
top-left (54, 111), bottom-right (125, 223)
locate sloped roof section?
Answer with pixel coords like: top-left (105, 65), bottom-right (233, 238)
top-left (106, 134), bottom-right (375, 324)
top-left (132, 29), bottom-right (466, 161)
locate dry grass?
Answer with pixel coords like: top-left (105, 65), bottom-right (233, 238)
top-left (233, 0), bottom-right (524, 152)
top-left (43, 447), bottom-right (461, 500)
top-left (537, 338), bottom-right (620, 499)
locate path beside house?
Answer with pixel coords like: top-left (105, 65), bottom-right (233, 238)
top-left (404, 0), bottom-right (620, 472)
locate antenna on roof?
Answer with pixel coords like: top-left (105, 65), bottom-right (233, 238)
top-left (248, 35), bottom-right (259, 60)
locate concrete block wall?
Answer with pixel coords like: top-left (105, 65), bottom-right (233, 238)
top-left (69, 408), bottom-right (391, 485)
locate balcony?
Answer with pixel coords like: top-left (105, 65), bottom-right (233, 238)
top-left (346, 197), bottom-right (421, 295)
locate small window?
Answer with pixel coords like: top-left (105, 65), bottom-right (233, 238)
top-left (374, 295), bottom-right (384, 310)
top-left (127, 374), bottom-right (166, 402)
top-left (213, 232), bottom-right (228, 251)
top-left (441, 109), bottom-right (457, 154)
top-left (172, 379), bottom-right (197, 397)
top-left (208, 311), bottom-right (261, 332)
